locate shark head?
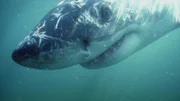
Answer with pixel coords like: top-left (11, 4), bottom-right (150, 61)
top-left (12, 0), bottom-right (180, 70)
top-left (12, 0), bottom-right (122, 70)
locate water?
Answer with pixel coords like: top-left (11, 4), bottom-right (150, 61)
top-left (0, 0), bottom-right (180, 101)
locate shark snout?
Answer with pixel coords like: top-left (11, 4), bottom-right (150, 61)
top-left (12, 40), bottom-right (40, 65)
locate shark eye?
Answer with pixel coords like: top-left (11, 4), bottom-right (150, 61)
top-left (99, 4), bottom-right (112, 22)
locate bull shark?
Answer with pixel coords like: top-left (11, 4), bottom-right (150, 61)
top-left (12, 0), bottom-right (180, 70)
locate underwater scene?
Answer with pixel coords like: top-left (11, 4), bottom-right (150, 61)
top-left (0, 0), bottom-right (180, 101)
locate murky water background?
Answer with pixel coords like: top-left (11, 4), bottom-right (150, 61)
top-left (0, 0), bottom-right (180, 101)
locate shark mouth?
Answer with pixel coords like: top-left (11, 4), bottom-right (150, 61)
top-left (84, 34), bottom-right (126, 66)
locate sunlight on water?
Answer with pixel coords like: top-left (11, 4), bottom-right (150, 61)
top-left (105, 0), bottom-right (180, 22)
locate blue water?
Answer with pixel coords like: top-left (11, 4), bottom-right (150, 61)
top-left (0, 0), bottom-right (180, 101)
